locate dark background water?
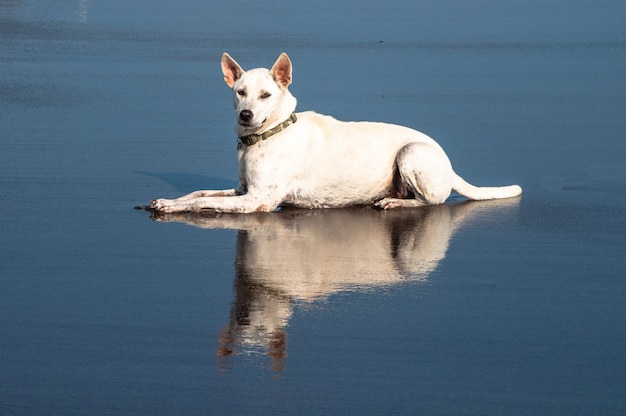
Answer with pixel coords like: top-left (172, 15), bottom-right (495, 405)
top-left (1, 1), bottom-right (625, 415)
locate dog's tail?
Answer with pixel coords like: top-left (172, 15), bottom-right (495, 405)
top-left (452, 172), bottom-right (522, 201)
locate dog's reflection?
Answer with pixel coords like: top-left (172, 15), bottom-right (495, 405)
top-left (151, 200), bottom-right (518, 371)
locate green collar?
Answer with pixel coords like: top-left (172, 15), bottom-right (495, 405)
top-left (238, 113), bottom-right (297, 146)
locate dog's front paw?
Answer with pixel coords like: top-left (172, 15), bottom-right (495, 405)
top-left (150, 198), bottom-right (195, 213)
top-left (150, 198), bottom-right (174, 212)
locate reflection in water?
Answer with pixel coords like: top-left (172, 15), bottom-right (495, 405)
top-left (78, 0), bottom-right (89, 23)
top-left (152, 200), bottom-right (519, 371)
top-left (0, 0), bottom-right (89, 23)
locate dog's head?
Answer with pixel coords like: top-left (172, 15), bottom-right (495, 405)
top-left (222, 53), bottom-right (298, 136)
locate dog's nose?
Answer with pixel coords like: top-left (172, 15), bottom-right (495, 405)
top-left (239, 110), bottom-right (253, 122)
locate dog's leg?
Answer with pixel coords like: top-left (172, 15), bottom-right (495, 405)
top-left (170, 189), bottom-right (240, 202)
top-left (375, 142), bottom-right (453, 209)
top-left (151, 193), bottom-right (277, 213)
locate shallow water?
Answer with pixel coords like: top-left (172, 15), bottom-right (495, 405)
top-left (1, 1), bottom-right (625, 415)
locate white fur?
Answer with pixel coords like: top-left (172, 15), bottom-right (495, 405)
top-left (150, 53), bottom-right (521, 213)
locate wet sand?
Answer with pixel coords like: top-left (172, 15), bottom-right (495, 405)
top-left (1, 1), bottom-right (625, 414)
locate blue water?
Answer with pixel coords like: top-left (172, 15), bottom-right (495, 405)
top-left (1, 1), bottom-right (625, 414)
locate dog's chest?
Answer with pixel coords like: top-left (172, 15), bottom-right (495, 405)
top-left (237, 137), bottom-right (300, 184)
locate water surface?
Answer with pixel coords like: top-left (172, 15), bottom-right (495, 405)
top-left (1, 1), bottom-right (625, 414)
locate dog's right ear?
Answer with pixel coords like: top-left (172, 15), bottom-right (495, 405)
top-left (270, 53), bottom-right (292, 88)
top-left (221, 53), bottom-right (245, 88)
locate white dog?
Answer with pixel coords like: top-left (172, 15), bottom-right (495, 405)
top-left (150, 53), bottom-right (521, 213)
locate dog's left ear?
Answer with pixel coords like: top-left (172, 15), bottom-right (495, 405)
top-left (270, 53), bottom-right (292, 88)
top-left (222, 53), bottom-right (245, 88)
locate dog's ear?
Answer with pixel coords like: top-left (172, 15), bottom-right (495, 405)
top-left (222, 53), bottom-right (245, 88)
top-left (270, 53), bottom-right (292, 88)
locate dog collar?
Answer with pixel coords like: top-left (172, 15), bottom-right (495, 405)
top-left (238, 113), bottom-right (297, 146)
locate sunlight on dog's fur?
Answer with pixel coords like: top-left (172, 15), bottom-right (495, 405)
top-left (150, 53), bottom-right (521, 213)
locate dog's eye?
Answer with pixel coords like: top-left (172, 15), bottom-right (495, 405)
top-left (236, 89), bottom-right (246, 97)
top-left (260, 92), bottom-right (272, 99)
